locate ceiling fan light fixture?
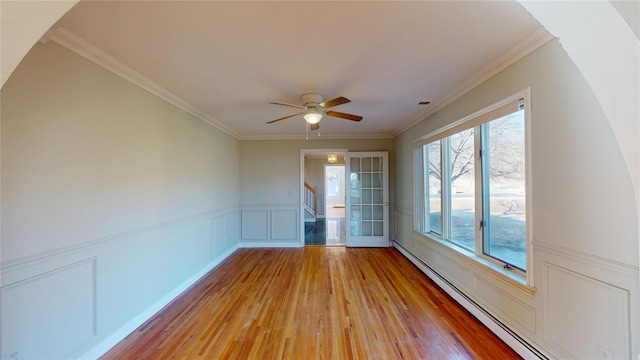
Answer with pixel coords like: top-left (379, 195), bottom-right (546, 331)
top-left (303, 109), bottom-right (323, 124)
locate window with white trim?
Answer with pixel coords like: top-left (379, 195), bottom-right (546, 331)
top-left (414, 91), bottom-right (531, 278)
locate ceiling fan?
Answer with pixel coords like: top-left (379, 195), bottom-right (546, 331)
top-left (266, 93), bottom-right (363, 130)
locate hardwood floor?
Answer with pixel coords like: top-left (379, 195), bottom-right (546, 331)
top-left (101, 247), bottom-right (521, 359)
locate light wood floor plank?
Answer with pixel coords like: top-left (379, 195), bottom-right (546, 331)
top-left (101, 247), bottom-right (521, 359)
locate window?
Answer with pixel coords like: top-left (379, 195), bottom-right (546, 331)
top-left (414, 91), bottom-right (530, 279)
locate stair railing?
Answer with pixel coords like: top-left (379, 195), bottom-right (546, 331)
top-left (304, 182), bottom-right (317, 218)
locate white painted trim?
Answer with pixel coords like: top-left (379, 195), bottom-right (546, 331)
top-left (415, 231), bottom-right (535, 297)
top-left (240, 204), bottom-right (298, 210)
top-left (395, 27), bottom-right (554, 137)
top-left (238, 133), bottom-right (395, 141)
top-left (44, 28), bottom-right (240, 139)
top-left (79, 244), bottom-right (240, 360)
top-left (1, 207), bottom-right (239, 273)
top-left (533, 240), bottom-right (639, 276)
top-left (393, 241), bottom-right (549, 360)
top-left (238, 241), bottom-right (302, 248)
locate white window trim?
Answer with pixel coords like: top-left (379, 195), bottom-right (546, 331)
top-left (412, 87), bottom-right (534, 287)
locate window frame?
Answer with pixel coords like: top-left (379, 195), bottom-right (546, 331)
top-left (413, 88), bottom-right (533, 286)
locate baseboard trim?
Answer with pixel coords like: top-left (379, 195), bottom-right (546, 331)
top-left (80, 244), bottom-right (239, 360)
top-left (393, 241), bottom-right (548, 360)
top-left (238, 241), bottom-right (302, 248)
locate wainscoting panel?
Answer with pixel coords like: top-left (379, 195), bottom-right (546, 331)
top-left (392, 208), bottom-right (413, 248)
top-left (1, 208), bottom-right (240, 360)
top-left (241, 210), bottom-right (268, 240)
top-left (2, 259), bottom-right (96, 359)
top-left (225, 211), bottom-right (241, 249)
top-left (543, 262), bottom-right (631, 359)
top-left (271, 210), bottom-right (297, 240)
top-left (239, 205), bottom-right (301, 246)
top-left (435, 252), bottom-right (471, 288)
top-left (397, 228), bottom-right (638, 359)
top-left (413, 237), bottom-right (436, 264)
top-left (472, 274), bottom-right (536, 332)
top-left (211, 215), bottom-right (227, 259)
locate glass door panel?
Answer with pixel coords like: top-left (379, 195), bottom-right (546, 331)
top-left (346, 152), bottom-right (389, 247)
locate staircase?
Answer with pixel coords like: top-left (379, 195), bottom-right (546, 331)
top-left (304, 182), bottom-right (317, 223)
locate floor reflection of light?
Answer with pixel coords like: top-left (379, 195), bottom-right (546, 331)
top-left (326, 217), bottom-right (346, 245)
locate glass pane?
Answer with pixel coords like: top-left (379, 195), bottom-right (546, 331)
top-left (361, 173), bottom-right (372, 188)
top-left (449, 128), bottom-right (475, 250)
top-left (484, 110), bottom-right (527, 270)
top-left (349, 173), bottom-right (360, 189)
top-left (350, 206), bottom-right (361, 220)
top-left (350, 221), bottom-right (361, 236)
top-left (362, 205), bottom-right (372, 220)
top-left (372, 173), bottom-right (383, 188)
top-left (373, 206), bottom-right (383, 220)
top-left (373, 221), bottom-right (383, 236)
top-left (373, 189), bottom-right (383, 204)
top-left (372, 157), bottom-right (382, 171)
top-left (362, 157), bottom-right (372, 171)
top-left (362, 189), bottom-right (372, 204)
top-left (362, 221), bottom-right (372, 236)
top-left (351, 158), bottom-right (360, 172)
top-left (427, 141), bottom-right (442, 235)
top-left (350, 206), bottom-right (361, 236)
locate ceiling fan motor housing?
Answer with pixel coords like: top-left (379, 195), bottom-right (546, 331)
top-left (300, 93), bottom-right (324, 108)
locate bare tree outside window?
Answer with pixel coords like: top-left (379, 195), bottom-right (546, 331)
top-left (424, 110), bottom-right (526, 269)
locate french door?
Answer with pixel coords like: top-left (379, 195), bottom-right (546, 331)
top-left (345, 152), bottom-right (389, 247)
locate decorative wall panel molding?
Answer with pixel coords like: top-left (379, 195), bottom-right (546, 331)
top-left (534, 240), bottom-right (638, 278)
top-left (1, 258), bottom-right (96, 359)
top-left (473, 274), bottom-right (536, 332)
top-left (543, 262), bottom-right (631, 359)
top-left (240, 205), bottom-right (300, 244)
top-left (413, 238), bottom-right (436, 264)
top-left (270, 210), bottom-right (298, 240)
top-left (241, 210), bottom-right (268, 240)
top-left (435, 252), bottom-right (471, 288)
top-left (392, 207), bottom-right (413, 247)
top-left (1, 207), bottom-right (239, 275)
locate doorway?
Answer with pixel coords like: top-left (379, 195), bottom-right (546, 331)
top-left (301, 149), bottom-right (347, 246)
top-left (325, 165), bottom-right (346, 245)
top-left (300, 149), bottom-right (389, 247)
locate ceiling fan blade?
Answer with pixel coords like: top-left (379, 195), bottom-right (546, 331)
top-left (326, 111), bottom-right (363, 122)
top-left (266, 112), bottom-right (304, 124)
top-left (320, 96), bottom-right (350, 109)
top-left (269, 101), bottom-right (307, 110)
top-left (310, 123), bottom-right (320, 131)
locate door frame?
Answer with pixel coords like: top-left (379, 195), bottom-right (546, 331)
top-left (345, 151), bottom-right (390, 247)
top-left (299, 148), bottom-right (348, 246)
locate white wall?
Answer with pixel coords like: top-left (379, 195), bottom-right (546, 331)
top-left (1, 41), bottom-right (240, 359)
top-left (240, 139), bottom-right (393, 246)
top-left (393, 39), bottom-right (639, 359)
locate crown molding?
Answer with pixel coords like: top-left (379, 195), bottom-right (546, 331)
top-left (44, 27), bottom-right (241, 139)
top-left (238, 132), bottom-right (395, 141)
top-left (393, 27), bottom-right (555, 137)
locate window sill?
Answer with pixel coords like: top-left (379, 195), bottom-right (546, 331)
top-left (415, 230), bottom-right (537, 297)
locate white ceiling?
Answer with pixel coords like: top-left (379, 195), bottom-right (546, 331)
top-left (53, 1), bottom-right (543, 139)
